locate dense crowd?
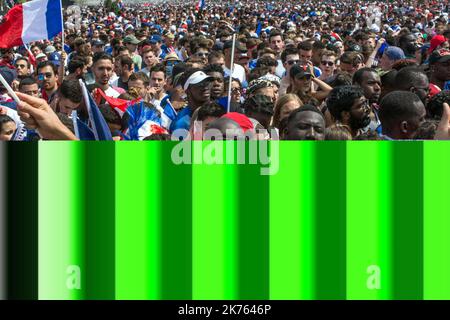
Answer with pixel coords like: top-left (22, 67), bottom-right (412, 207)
top-left (1, 0), bottom-right (450, 140)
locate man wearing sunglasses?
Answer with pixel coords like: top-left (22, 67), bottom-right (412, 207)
top-left (11, 57), bottom-right (31, 91)
top-left (318, 50), bottom-right (337, 81)
top-left (36, 61), bottom-right (59, 104)
top-left (14, 57), bottom-right (31, 80)
top-left (170, 68), bottom-right (213, 135)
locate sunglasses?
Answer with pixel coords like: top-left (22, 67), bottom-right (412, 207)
top-left (38, 72), bottom-right (53, 80)
top-left (287, 59), bottom-right (300, 65)
top-left (295, 74), bottom-right (312, 80)
top-left (193, 81), bottom-right (212, 88)
top-left (321, 61), bottom-right (335, 66)
top-left (195, 52), bottom-right (209, 57)
top-left (15, 64), bottom-right (27, 69)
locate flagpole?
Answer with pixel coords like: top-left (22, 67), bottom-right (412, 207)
top-left (0, 73), bottom-right (20, 104)
top-left (60, 0), bottom-right (64, 51)
top-left (79, 79), bottom-right (99, 140)
top-left (71, 110), bottom-right (80, 139)
top-left (23, 42), bottom-right (37, 70)
top-left (226, 32), bottom-right (236, 113)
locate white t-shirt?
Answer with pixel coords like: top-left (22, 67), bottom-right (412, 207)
top-left (275, 60), bottom-right (286, 79)
top-left (223, 63), bottom-right (246, 84)
top-left (109, 74), bottom-right (119, 87)
top-left (104, 86), bottom-right (121, 98)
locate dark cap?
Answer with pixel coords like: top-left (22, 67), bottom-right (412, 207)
top-left (92, 39), bottom-right (105, 47)
top-left (49, 52), bottom-right (62, 66)
top-left (429, 48), bottom-right (450, 64)
top-left (348, 44), bottom-right (362, 52)
top-left (123, 35), bottom-right (140, 45)
top-left (223, 40), bottom-right (247, 52)
top-left (0, 66), bottom-right (16, 89)
top-left (290, 64), bottom-right (312, 78)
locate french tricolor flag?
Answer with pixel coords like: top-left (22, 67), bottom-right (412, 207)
top-left (195, 0), bottom-right (205, 10)
top-left (0, 0), bottom-right (63, 49)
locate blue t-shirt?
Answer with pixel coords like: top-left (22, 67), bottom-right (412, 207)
top-left (444, 81), bottom-right (450, 90)
top-left (64, 44), bottom-right (72, 54)
top-left (249, 59), bottom-right (258, 70)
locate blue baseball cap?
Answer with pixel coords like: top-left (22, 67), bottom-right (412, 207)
top-left (149, 34), bottom-right (162, 43)
top-left (49, 52), bottom-right (62, 66)
top-left (383, 46), bottom-right (405, 61)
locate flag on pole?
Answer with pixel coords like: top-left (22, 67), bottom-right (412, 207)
top-left (195, 0), bottom-right (205, 10)
top-left (126, 101), bottom-right (166, 140)
top-left (256, 22), bottom-right (263, 37)
top-left (71, 110), bottom-right (96, 141)
top-left (79, 80), bottom-right (113, 141)
top-left (94, 88), bottom-right (141, 118)
top-left (158, 96), bottom-right (178, 129)
top-left (23, 45), bottom-right (37, 68)
top-left (0, 0), bottom-right (63, 48)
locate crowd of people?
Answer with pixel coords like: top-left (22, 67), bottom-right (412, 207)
top-left (1, 0), bottom-right (450, 141)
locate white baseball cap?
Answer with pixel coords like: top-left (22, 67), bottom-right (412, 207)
top-left (183, 71), bottom-right (212, 91)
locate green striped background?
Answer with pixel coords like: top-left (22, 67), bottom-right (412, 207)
top-left (1, 141), bottom-right (449, 300)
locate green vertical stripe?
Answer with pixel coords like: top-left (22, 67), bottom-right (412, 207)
top-left (238, 141), bottom-right (270, 299)
top-left (392, 142), bottom-right (423, 300)
top-left (38, 142), bottom-right (85, 300)
top-left (115, 142), bottom-right (161, 299)
top-left (423, 142), bottom-right (450, 299)
top-left (84, 142), bottom-right (115, 299)
top-left (378, 143), bottom-right (393, 299)
top-left (315, 142), bottom-right (346, 299)
top-left (160, 141), bottom-right (192, 299)
top-left (269, 142), bottom-right (315, 299)
top-left (346, 142), bottom-right (392, 299)
top-left (7, 143), bottom-right (38, 299)
top-left (192, 141), bottom-right (238, 299)
top-left (223, 142), bottom-right (239, 300)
